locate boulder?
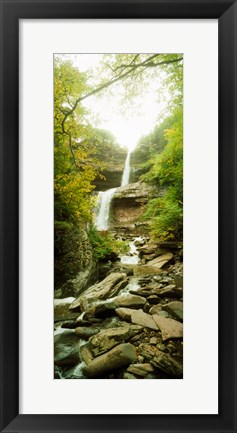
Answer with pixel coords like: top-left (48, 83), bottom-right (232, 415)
top-left (174, 275), bottom-right (183, 288)
top-left (160, 277), bottom-right (174, 284)
top-left (138, 245), bottom-right (158, 255)
top-left (131, 309), bottom-right (158, 330)
top-left (80, 344), bottom-right (94, 365)
top-left (123, 372), bottom-right (137, 379)
top-left (134, 265), bottom-right (163, 276)
top-left (115, 307), bottom-right (136, 322)
top-left (162, 301), bottom-right (183, 320)
top-left (153, 315), bottom-right (183, 341)
top-left (54, 225), bottom-right (98, 298)
top-left (145, 253), bottom-right (173, 269)
top-left (54, 331), bottom-right (80, 366)
top-left (84, 300), bottom-right (117, 318)
top-left (130, 287), bottom-right (152, 297)
top-left (75, 327), bottom-right (100, 339)
top-left (134, 238), bottom-right (146, 247)
top-left (89, 324), bottom-right (142, 356)
top-left (149, 305), bottom-right (170, 318)
top-left (139, 343), bottom-right (158, 360)
top-left (54, 298), bottom-right (79, 322)
top-left (114, 294), bottom-right (146, 308)
top-left (69, 273), bottom-right (127, 312)
top-left (83, 343), bottom-right (137, 377)
top-left (151, 350), bottom-right (183, 377)
top-left (146, 295), bottom-right (161, 305)
top-left (142, 253), bottom-right (157, 261)
top-left (127, 363), bottom-right (155, 377)
top-left (159, 285), bottom-right (183, 299)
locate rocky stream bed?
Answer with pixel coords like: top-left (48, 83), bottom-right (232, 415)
top-left (54, 239), bottom-right (183, 379)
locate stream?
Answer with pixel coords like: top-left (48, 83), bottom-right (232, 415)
top-left (54, 148), bottom-right (183, 379)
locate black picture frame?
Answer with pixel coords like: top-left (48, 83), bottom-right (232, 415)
top-left (0, 0), bottom-right (236, 432)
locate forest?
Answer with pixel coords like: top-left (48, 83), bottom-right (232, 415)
top-left (54, 53), bottom-right (183, 380)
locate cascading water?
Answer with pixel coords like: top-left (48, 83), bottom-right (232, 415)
top-left (95, 187), bottom-right (117, 230)
top-left (121, 151), bottom-right (131, 186)
top-left (120, 236), bottom-right (143, 265)
top-left (95, 151), bottom-right (131, 230)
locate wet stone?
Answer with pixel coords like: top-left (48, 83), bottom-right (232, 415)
top-left (83, 343), bottom-right (137, 378)
top-left (89, 324), bottom-right (142, 356)
top-left (153, 315), bottom-right (183, 341)
top-left (131, 309), bottom-right (158, 330)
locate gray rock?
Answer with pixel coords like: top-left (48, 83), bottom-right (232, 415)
top-left (149, 305), bottom-right (171, 318)
top-left (162, 301), bottom-right (183, 320)
top-left (139, 246), bottom-right (157, 255)
top-left (159, 286), bottom-right (183, 299)
top-left (127, 363), bottom-right (155, 377)
top-left (123, 372), bottom-right (137, 379)
top-left (130, 287), bottom-right (153, 297)
top-left (75, 327), bottom-right (100, 339)
top-left (151, 350), bottom-right (183, 377)
top-left (114, 294), bottom-right (146, 308)
top-left (89, 324), bottom-right (142, 356)
top-left (143, 253), bottom-right (157, 261)
top-left (54, 299), bottom-right (79, 322)
top-left (139, 343), bottom-right (158, 360)
top-left (80, 344), bottom-right (94, 364)
top-left (131, 309), bottom-right (158, 330)
top-left (145, 253), bottom-right (173, 269)
top-left (54, 331), bottom-right (80, 366)
top-left (83, 343), bottom-right (137, 377)
top-left (160, 277), bottom-right (174, 284)
top-left (153, 315), bottom-right (183, 341)
top-left (146, 295), bottom-right (161, 305)
top-left (156, 343), bottom-right (167, 352)
top-left (134, 265), bottom-right (163, 276)
top-left (84, 300), bottom-right (117, 318)
top-left (69, 273), bottom-right (127, 312)
top-left (174, 275), bottom-right (183, 288)
top-left (115, 307), bottom-right (134, 321)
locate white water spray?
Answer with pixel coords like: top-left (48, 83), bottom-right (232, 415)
top-left (121, 151), bottom-right (131, 186)
top-left (95, 187), bottom-right (117, 231)
top-left (95, 151), bottom-right (131, 230)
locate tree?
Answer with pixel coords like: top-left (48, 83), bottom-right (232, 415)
top-left (141, 108), bottom-right (183, 242)
top-left (59, 54), bottom-right (183, 129)
top-left (54, 59), bottom-right (104, 224)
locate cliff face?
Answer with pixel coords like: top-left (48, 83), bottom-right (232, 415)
top-left (93, 168), bottom-right (124, 191)
top-left (54, 224), bottom-right (98, 298)
top-left (110, 182), bottom-right (156, 237)
top-left (129, 148), bottom-right (149, 183)
top-left (93, 146), bottom-right (127, 191)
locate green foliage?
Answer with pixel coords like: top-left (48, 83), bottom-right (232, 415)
top-left (142, 111), bottom-right (182, 187)
top-left (88, 225), bottom-right (128, 260)
top-left (143, 189), bottom-right (183, 241)
top-left (54, 59), bottom-right (103, 224)
top-left (93, 128), bottom-right (127, 170)
top-left (141, 108), bottom-right (183, 242)
top-left (131, 114), bottom-right (177, 171)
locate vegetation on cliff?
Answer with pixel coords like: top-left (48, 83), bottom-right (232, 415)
top-left (140, 108), bottom-right (183, 242)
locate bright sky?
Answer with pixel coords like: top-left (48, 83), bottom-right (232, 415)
top-left (57, 54), bottom-right (167, 151)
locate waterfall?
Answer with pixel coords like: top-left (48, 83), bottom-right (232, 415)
top-left (121, 151), bottom-right (131, 187)
top-left (95, 188), bottom-right (117, 231)
top-left (95, 150), bottom-right (131, 231)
